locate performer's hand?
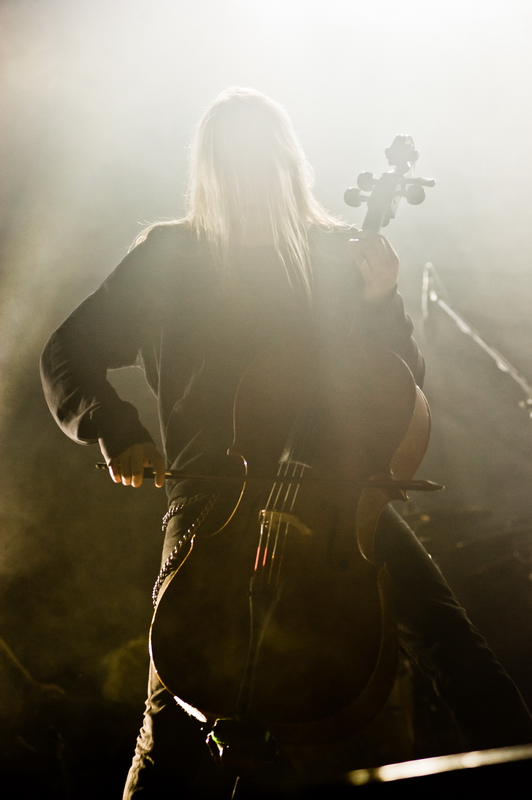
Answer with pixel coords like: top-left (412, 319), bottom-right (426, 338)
top-left (108, 442), bottom-right (166, 488)
top-left (348, 231), bottom-right (400, 303)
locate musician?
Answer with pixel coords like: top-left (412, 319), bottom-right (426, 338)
top-left (41, 88), bottom-right (532, 797)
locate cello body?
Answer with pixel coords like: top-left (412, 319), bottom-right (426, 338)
top-left (150, 338), bottom-right (430, 745)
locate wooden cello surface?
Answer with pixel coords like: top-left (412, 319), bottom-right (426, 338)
top-left (150, 338), bottom-right (431, 745)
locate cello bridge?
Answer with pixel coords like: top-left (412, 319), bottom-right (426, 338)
top-left (259, 510), bottom-right (312, 537)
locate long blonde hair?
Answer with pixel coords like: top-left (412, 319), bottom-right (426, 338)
top-left (141, 88), bottom-right (345, 296)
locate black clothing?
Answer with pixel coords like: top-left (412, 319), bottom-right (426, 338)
top-left (40, 223), bottom-right (423, 504)
top-left (121, 505), bottom-right (532, 797)
top-left (41, 223), bottom-right (532, 797)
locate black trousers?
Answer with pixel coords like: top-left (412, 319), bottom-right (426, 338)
top-left (123, 506), bottom-right (532, 798)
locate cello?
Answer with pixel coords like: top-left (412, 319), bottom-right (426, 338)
top-left (148, 136), bottom-right (437, 765)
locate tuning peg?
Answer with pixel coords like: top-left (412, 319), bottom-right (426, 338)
top-left (405, 184), bottom-right (426, 205)
top-left (344, 187), bottom-right (369, 208)
top-left (407, 176), bottom-right (436, 188)
top-left (357, 172), bottom-right (376, 191)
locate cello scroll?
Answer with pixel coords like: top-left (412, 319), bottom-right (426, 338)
top-left (344, 134), bottom-right (435, 231)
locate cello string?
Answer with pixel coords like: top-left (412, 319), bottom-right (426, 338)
top-left (257, 461), bottom-right (291, 576)
top-left (269, 463), bottom-right (307, 585)
top-left (254, 513), bottom-right (267, 574)
top-left (268, 462), bottom-right (299, 576)
top-left (259, 445), bottom-right (309, 585)
top-left (262, 478), bottom-right (290, 576)
top-left (257, 472), bottom-right (288, 578)
top-left (269, 519), bottom-right (289, 585)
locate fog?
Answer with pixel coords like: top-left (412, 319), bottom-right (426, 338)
top-left (1, 0), bottom-right (532, 793)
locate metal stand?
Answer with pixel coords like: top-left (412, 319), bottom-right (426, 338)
top-left (422, 262), bottom-right (532, 413)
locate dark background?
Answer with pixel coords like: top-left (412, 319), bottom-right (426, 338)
top-left (1, 1), bottom-right (532, 795)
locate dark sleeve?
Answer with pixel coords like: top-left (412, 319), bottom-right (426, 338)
top-left (358, 288), bottom-right (425, 387)
top-left (40, 226), bottom-right (178, 461)
top-left (311, 227), bottom-right (425, 387)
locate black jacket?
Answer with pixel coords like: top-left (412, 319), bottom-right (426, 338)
top-left (41, 223), bottom-right (424, 501)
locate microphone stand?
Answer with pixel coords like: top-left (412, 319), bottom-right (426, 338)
top-left (421, 262), bottom-right (532, 414)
